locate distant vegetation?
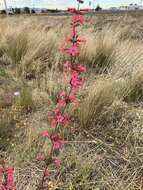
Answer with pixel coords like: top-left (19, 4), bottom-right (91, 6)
top-left (0, 6), bottom-right (103, 15)
top-left (0, 7), bottom-right (63, 15)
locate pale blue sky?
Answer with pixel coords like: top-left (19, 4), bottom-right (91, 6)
top-left (0, 0), bottom-right (142, 9)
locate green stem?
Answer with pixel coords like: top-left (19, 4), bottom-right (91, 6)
top-left (36, 9), bottom-right (79, 190)
top-left (36, 147), bottom-right (53, 190)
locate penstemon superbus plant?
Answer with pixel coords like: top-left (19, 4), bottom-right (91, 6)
top-left (36, 0), bottom-right (88, 189)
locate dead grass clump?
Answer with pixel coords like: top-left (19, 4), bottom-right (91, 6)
top-left (124, 65), bottom-right (143, 103)
top-left (80, 26), bottom-right (121, 73)
top-left (79, 79), bottom-right (124, 128)
top-left (111, 41), bottom-right (143, 103)
top-left (0, 17), bottom-right (65, 82)
top-left (22, 30), bottom-right (61, 80)
top-left (79, 76), bottom-right (143, 152)
top-left (111, 41), bottom-right (143, 78)
top-left (3, 32), bottom-right (28, 66)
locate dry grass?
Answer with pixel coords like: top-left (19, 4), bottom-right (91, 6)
top-left (0, 13), bottom-right (143, 189)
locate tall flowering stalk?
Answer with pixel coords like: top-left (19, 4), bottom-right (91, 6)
top-left (36, 1), bottom-right (87, 189)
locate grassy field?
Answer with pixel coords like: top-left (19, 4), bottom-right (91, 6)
top-left (0, 12), bottom-right (143, 189)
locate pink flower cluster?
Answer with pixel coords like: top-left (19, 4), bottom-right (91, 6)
top-left (48, 10), bottom-right (87, 147)
top-left (36, 0), bottom-right (88, 189)
top-left (37, 10), bottom-right (86, 157)
top-left (0, 161), bottom-right (16, 190)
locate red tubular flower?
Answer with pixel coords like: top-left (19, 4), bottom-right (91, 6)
top-left (72, 15), bottom-right (84, 26)
top-left (64, 45), bottom-right (79, 56)
top-left (51, 111), bottom-right (70, 128)
top-left (41, 131), bottom-right (49, 137)
top-left (0, 186), bottom-right (6, 190)
top-left (57, 99), bottom-right (67, 108)
top-left (53, 108), bottom-right (60, 115)
top-left (68, 95), bottom-right (79, 105)
top-left (62, 113), bottom-right (70, 127)
top-left (57, 92), bottom-right (78, 107)
top-left (50, 134), bottom-right (64, 150)
top-left (76, 37), bottom-right (86, 46)
top-left (12, 187), bottom-right (16, 190)
top-left (59, 91), bottom-right (66, 97)
top-left (70, 71), bottom-right (84, 89)
top-left (64, 62), bottom-right (71, 72)
top-left (5, 167), bottom-right (14, 189)
top-left (51, 117), bottom-right (57, 128)
top-left (64, 61), bottom-right (86, 75)
top-left (75, 64), bottom-right (86, 73)
top-left (54, 114), bottom-right (64, 124)
top-left (65, 31), bottom-right (86, 46)
top-left (36, 153), bottom-right (45, 161)
top-left (53, 158), bottom-right (61, 168)
top-left (44, 169), bottom-right (50, 176)
top-left (0, 161), bottom-right (16, 190)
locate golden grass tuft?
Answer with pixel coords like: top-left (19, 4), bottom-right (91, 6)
top-left (79, 26), bottom-right (122, 73)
